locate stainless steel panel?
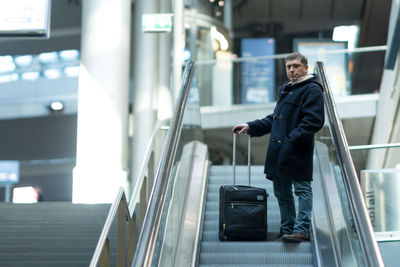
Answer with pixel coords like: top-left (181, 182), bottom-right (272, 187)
top-left (361, 169), bottom-right (400, 232)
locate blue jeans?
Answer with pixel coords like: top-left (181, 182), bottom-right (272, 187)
top-left (273, 178), bottom-right (313, 235)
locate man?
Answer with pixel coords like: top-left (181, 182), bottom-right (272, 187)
top-left (233, 52), bottom-right (325, 242)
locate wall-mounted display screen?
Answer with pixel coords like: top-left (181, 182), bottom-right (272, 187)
top-left (241, 38), bottom-right (276, 104)
top-left (0, 0), bottom-right (51, 37)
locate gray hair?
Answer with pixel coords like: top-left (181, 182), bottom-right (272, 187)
top-left (285, 52), bottom-right (308, 66)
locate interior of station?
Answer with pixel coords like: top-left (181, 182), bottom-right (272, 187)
top-left (0, 0), bottom-right (400, 266)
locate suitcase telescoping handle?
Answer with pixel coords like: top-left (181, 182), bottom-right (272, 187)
top-left (233, 132), bottom-right (251, 186)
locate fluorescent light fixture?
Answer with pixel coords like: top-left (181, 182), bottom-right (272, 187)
top-left (0, 73), bottom-right (18, 83)
top-left (59, 49), bottom-right (80, 61)
top-left (49, 101), bottom-right (64, 111)
top-left (210, 26), bottom-right (229, 51)
top-left (13, 186), bottom-right (39, 204)
top-left (44, 69), bottom-right (61, 79)
top-left (21, 71), bottom-right (40, 80)
top-left (333, 25), bottom-right (359, 49)
top-left (64, 66), bottom-right (80, 77)
top-left (38, 51), bottom-right (58, 63)
top-left (14, 55), bottom-right (33, 67)
top-left (0, 56), bottom-right (16, 73)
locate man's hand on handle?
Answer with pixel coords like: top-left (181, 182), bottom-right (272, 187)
top-left (232, 123), bottom-right (249, 135)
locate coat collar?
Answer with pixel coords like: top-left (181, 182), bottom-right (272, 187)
top-left (288, 74), bottom-right (314, 85)
top-left (277, 74), bottom-right (319, 101)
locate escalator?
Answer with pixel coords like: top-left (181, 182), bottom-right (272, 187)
top-left (199, 165), bottom-right (313, 267)
top-left (196, 139), bottom-right (377, 266)
top-left (97, 61), bottom-right (384, 266)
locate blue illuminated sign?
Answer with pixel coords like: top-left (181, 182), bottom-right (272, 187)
top-left (241, 38), bottom-right (275, 104)
top-left (0, 161), bottom-right (20, 184)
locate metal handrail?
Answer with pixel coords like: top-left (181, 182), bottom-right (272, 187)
top-left (349, 143), bottom-right (400, 151)
top-left (316, 61), bottom-right (384, 267)
top-left (90, 188), bottom-right (127, 266)
top-left (128, 119), bottom-right (162, 216)
top-left (132, 61), bottom-right (195, 266)
top-left (90, 119), bottom-right (164, 267)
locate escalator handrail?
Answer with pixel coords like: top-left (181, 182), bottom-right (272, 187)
top-left (315, 61), bottom-right (384, 267)
top-left (131, 62), bottom-right (195, 266)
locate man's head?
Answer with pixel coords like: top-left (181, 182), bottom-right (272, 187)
top-left (285, 52), bottom-right (308, 83)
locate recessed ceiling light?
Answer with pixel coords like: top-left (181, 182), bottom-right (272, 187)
top-left (48, 101), bottom-right (64, 112)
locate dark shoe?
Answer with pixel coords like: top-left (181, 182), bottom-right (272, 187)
top-left (275, 230), bottom-right (291, 241)
top-left (282, 232), bottom-right (310, 243)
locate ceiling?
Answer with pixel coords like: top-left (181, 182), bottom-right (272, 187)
top-left (231, 0), bottom-right (392, 46)
top-left (233, 0), bottom-right (365, 34)
top-left (0, 0), bottom-right (392, 56)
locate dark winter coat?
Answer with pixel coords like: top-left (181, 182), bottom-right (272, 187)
top-left (247, 75), bottom-right (325, 181)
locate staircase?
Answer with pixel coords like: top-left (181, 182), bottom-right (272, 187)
top-left (0, 202), bottom-right (115, 267)
top-left (199, 165), bottom-right (313, 267)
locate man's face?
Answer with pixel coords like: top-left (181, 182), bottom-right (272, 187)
top-left (286, 58), bottom-right (308, 82)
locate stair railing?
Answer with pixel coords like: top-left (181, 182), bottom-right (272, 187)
top-left (89, 119), bottom-right (164, 267)
top-left (90, 62), bottom-right (194, 267)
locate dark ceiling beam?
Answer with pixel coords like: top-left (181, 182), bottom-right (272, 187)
top-left (233, 19), bottom-right (358, 36)
top-left (299, 0), bottom-right (304, 19)
top-left (233, 0), bottom-right (249, 10)
top-left (359, 0), bottom-right (392, 46)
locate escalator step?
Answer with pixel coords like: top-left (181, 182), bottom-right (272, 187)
top-left (199, 264), bottom-right (312, 267)
top-left (202, 220), bottom-right (281, 232)
top-left (201, 241), bottom-right (311, 253)
top-left (199, 252), bottom-right (312, 265)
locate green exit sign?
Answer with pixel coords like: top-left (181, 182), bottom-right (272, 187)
top-left (142, 14), bottom-right (173, 33)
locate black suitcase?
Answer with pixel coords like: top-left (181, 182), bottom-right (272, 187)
top-left (219, 133), bottom-right (268, 241)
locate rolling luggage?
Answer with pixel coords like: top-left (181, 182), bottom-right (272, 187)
top-left (218, 133), bottom-right (268, 241)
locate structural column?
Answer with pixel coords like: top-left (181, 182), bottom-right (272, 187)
top-left (157, 0), bottom-right (173, 120)
top-left (224, 0), bottom-right (233, 37)
top-left (73, 0), bottom-right (131, 203)
top-left (130, 0), bottom-right (159, 192)
top-left (173, 0), bottom-right (185, 100)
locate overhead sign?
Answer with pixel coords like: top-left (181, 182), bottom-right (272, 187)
top-left (0, 0), bottom-right (51, 37)
top-left (142, 14), bottom-right (173, 33)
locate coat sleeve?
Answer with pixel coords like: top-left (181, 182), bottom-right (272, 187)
top-left (288, 86), bottom-right (325, 142)
top-left (247, 113), bottom-right (274, 137)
